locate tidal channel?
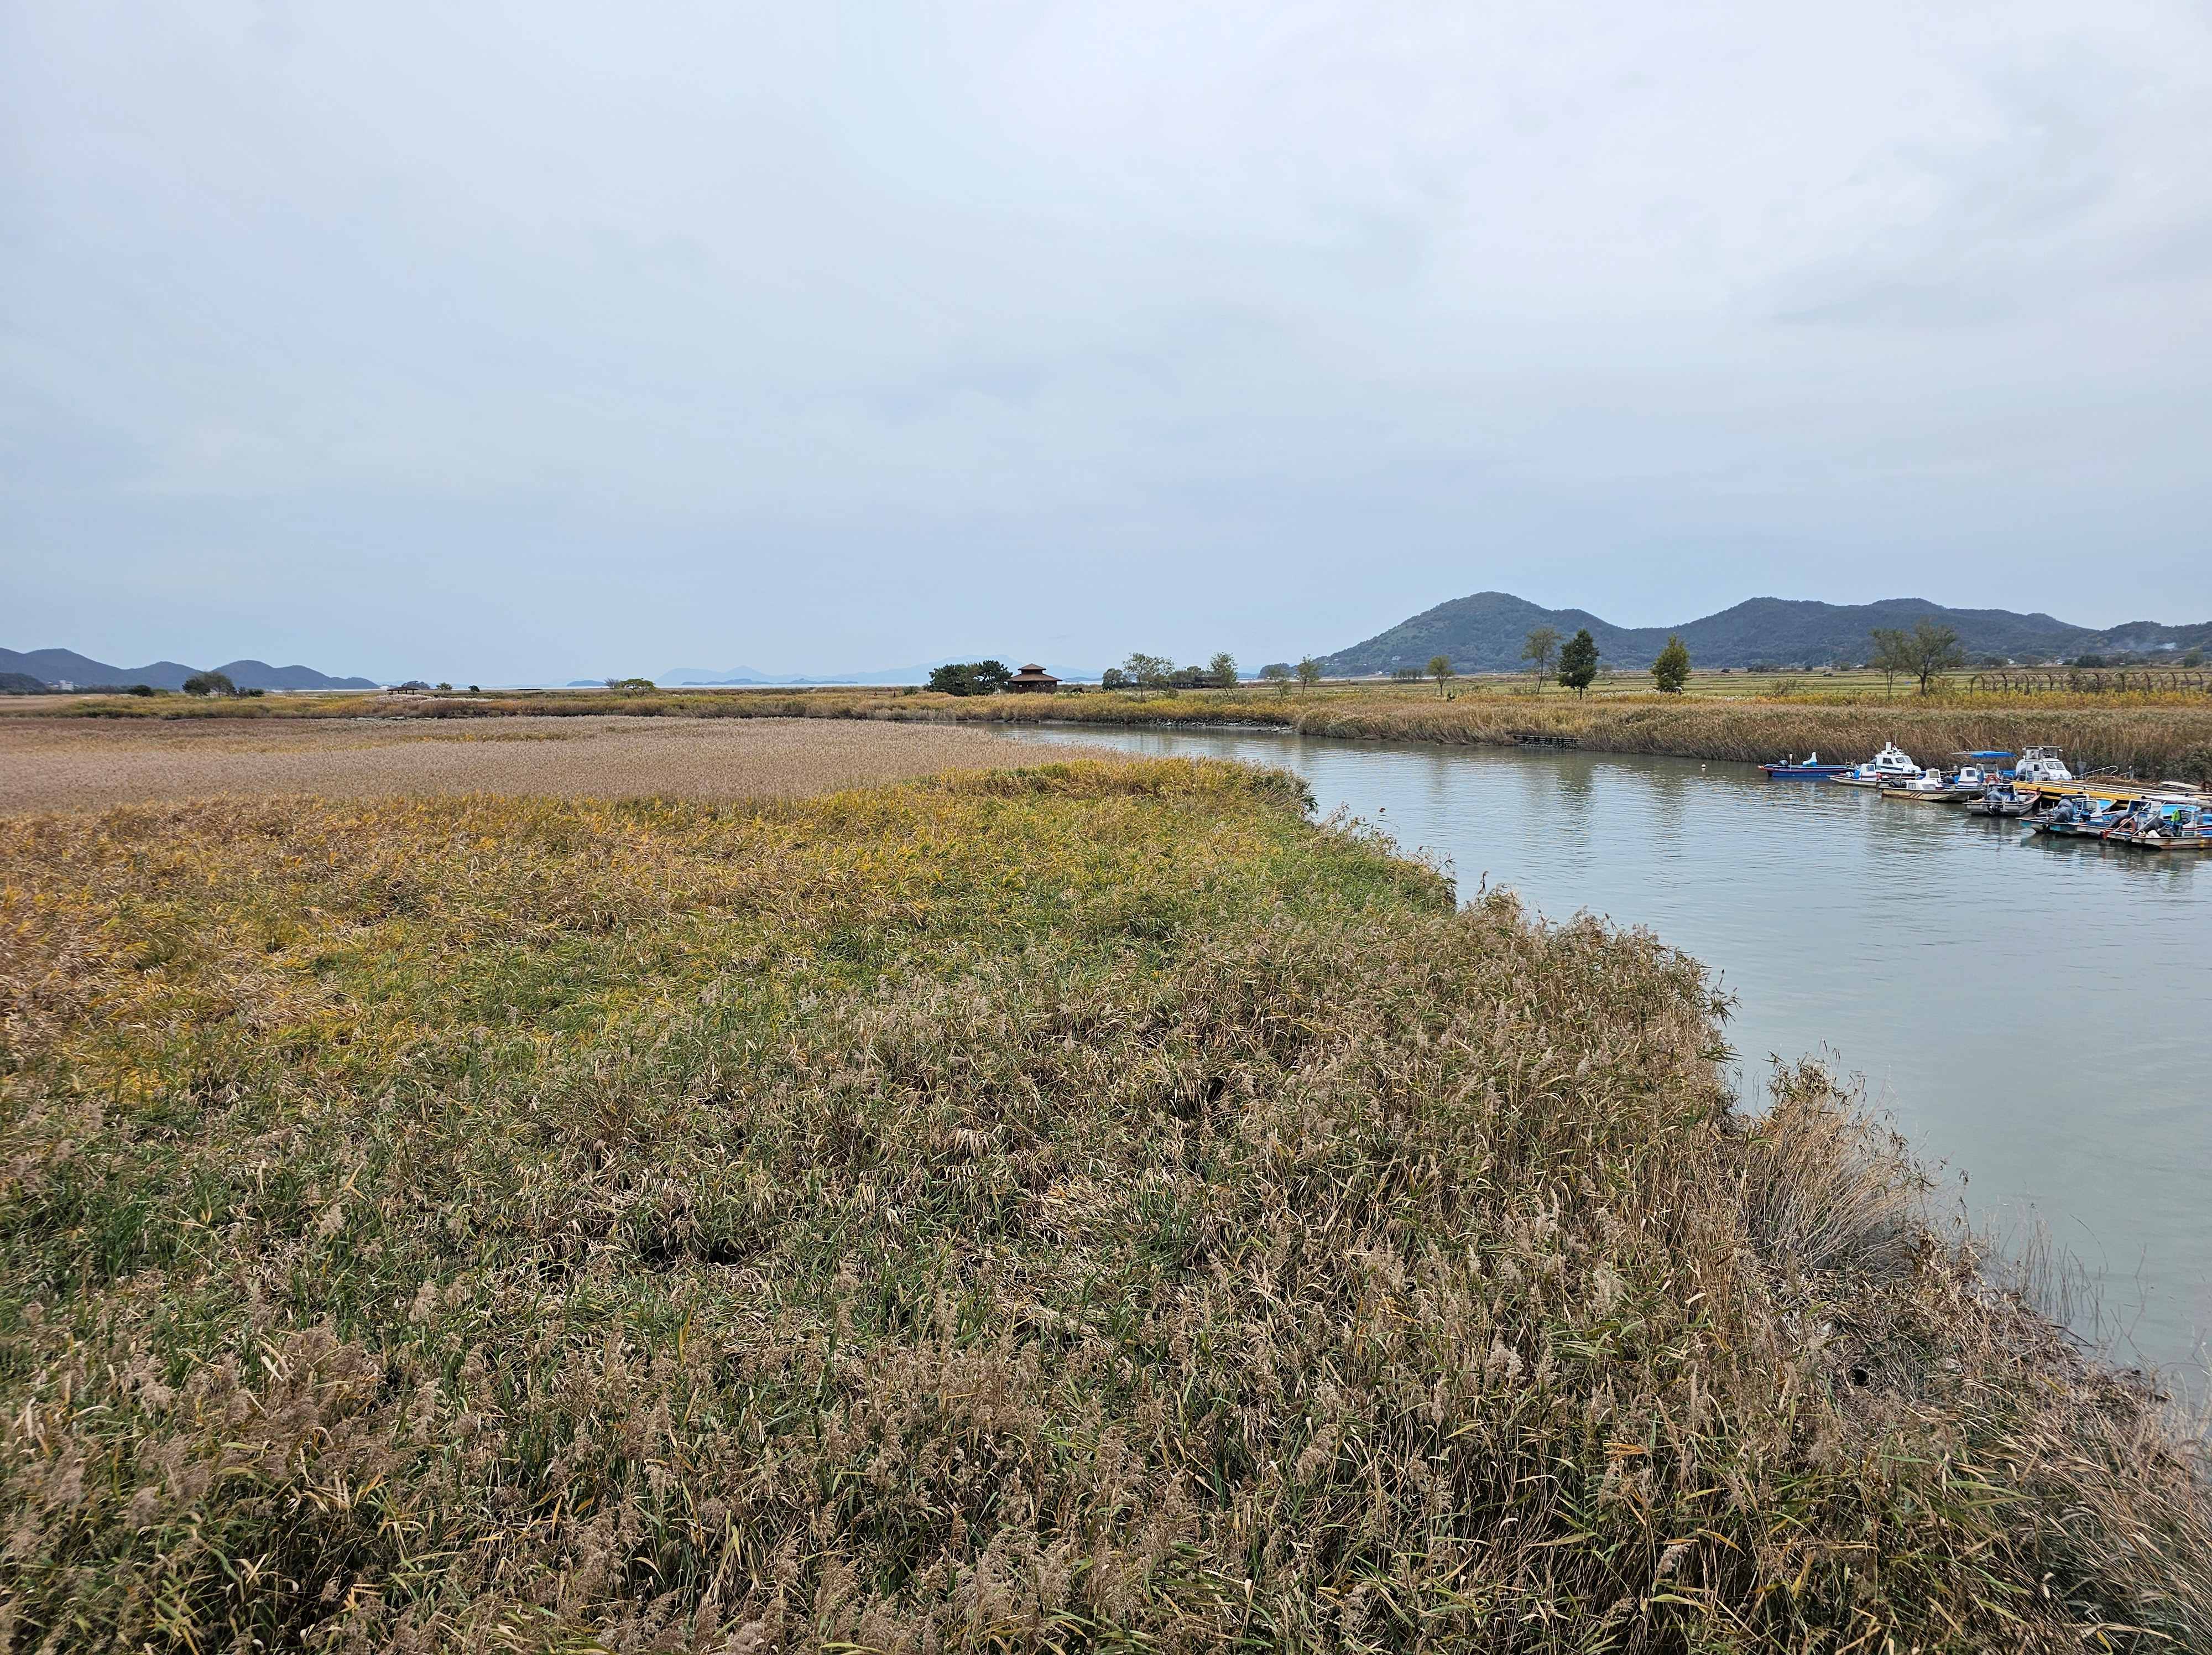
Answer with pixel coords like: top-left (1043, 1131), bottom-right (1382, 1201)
top-left (999, 724), bottom-right (2212, 1377)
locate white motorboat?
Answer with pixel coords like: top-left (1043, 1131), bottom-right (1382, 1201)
top-left (1939, 754), bottom-right (2010, 799)
top-left (2012, 746), bottom-right (2074, 785)
top-left (1836, 742), bottom-right (1921, 788)
top-left (1881, 767), bottom-right (1953, 800)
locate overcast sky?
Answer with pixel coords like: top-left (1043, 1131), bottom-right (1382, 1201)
top-left (5, 2), bottom-right (2210, 681)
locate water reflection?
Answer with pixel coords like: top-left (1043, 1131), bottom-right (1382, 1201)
top-left (999, 725), bottom-right (2210, 1376)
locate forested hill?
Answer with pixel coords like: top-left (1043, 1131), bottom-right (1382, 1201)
top-left (1317, 592), bottom-right (2212, 675)
top-left (0, 647), bottom-right (378, 691)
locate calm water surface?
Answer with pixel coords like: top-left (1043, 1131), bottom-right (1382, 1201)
top-left (999, 725), bottom-right (2211, 1373)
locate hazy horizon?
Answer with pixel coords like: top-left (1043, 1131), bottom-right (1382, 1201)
top-left (7, 583), bottom-right (2206, 686)
top-left (7, 3), bottom-right (2210, 683)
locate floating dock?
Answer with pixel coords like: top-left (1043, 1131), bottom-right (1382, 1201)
top-left (2012, 778), bottom-right (2205, 808)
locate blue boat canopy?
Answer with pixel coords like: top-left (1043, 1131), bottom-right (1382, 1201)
top-left (1953, 751), bottom-right (2016, 759)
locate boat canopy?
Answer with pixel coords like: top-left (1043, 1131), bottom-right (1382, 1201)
top-left (1952, 751), bottom-right (2017, 760)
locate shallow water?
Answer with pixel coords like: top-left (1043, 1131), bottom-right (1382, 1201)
top-left (999, 724), bottom-right (2212, 1375)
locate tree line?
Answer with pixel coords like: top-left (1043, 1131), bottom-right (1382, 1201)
top-left (1104, 654), bottom-right (1325, 695)
top-left (1505, 626), bottom-right (1683, 696)
top-left (926, 654), bottom-right (1318, 697)
top-left (1504, 618), bottom-right (1976, 697)
top-left (931, 617), bottom-right (1990, 701)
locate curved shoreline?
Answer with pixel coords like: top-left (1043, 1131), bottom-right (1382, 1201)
top-left (880, 696), bottom-right (2212, 784)
top-left (18, 687), bottom-right (2212, 783)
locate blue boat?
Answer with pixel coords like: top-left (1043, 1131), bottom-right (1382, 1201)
top-left (1953, 750), bottom-right (2018, 780)
top-left (2105, 797), bottom-right (2212, 851)
top-left (2030, 797), bottom-right (2124, 837)
top-left (1760, 751), bottom-right (1853, 779)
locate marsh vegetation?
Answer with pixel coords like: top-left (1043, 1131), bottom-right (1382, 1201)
top-left (22, 673), bottom-right (2212, 785)
top-left (3, 758), bottom-right (2207, 1648)
top-left (0, 716), bottom-right (1047, 813)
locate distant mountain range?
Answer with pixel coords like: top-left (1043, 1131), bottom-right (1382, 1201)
top-left (661, 664), bottom-right (786, 685)
top-left (0, 646), bottom-right (378, 692)
top-left (1318, 594), bottom-right (2212, 676)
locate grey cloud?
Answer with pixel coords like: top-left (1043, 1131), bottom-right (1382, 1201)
top-left (1776, 280), bottom-right (2015, 329)
top-left (1768, 52), bottom-right (2177, 328)
top-left (3, 1), bottom-right (2210, 684)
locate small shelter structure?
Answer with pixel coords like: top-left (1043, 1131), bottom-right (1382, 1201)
top-left (1006, 663), bottom-right (1060, 695)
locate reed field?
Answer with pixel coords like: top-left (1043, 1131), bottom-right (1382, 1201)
top-left (28, 678), bottom-right (2212, 782)
top-left (3, 756), bottom-right (2206, 1651)
top-left (0, 715), bottom-right (1045, 813)
top-left (1000, 690), bottom-right (2212, 784)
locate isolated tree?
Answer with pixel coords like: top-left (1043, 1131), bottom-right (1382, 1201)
top-left (1207, 651), bottom-right (1239, 689)
top-left (1296, 657), bottom-right (1323, 691)
top-left (1867, 630), bottom-right (1906, 697)
top-left (1427, 654), bottom-right (1454, 696)
top-left (1100, 666), bottom-right (1129, 690)
top-left (1521, 627), bottom-right (1560, 694)
top-left (1909, 624), bottom-right (1965, 694)
top-left (181, 671), bottom-right (237, 698)
top-left (1259, 662), bottom-right (1293, 695)
top-left (1556, 629), bottom-right (1599, 698)
top-left (1650, 635), bottom-right (1691, 694)
top-left (1869, 622), bottom-right (1964, 696)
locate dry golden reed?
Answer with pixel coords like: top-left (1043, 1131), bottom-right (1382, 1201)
top-left (1, 757), bottom-right (2205, 1651)
top-left (35, 679), bottom-right (2212, 783)
top-left (0, 714), bottom-right (1048, 813)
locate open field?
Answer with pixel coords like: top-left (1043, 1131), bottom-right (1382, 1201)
top-left (2, 756), bottom-right (2206, 1649)
top-left (0, 715), bottom-right (1050, 812)
top-left (23, 678), bottom-right (2212, 782)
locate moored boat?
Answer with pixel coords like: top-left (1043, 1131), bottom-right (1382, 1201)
top-left (2028, 797), bottom-right (2124, 837)
top-left (1836, 742), bottom-right (1922, 788)
top-left (1914, 752), bottom-right (2017, 802)
top-left (1966, 785), bottom-right (2035, 818)
top-left (1947, 753), bottom-right (2014, 789)
top-left (1880, 768), bottom-right (1953, 801)
top-left (2105, 798), bottom-right (2212, 850)
top-left (1760, 751), bottom-right (1853, 779)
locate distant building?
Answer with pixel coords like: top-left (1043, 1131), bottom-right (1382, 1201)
top-left (1006, 663), bottom-right (1060, 694)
